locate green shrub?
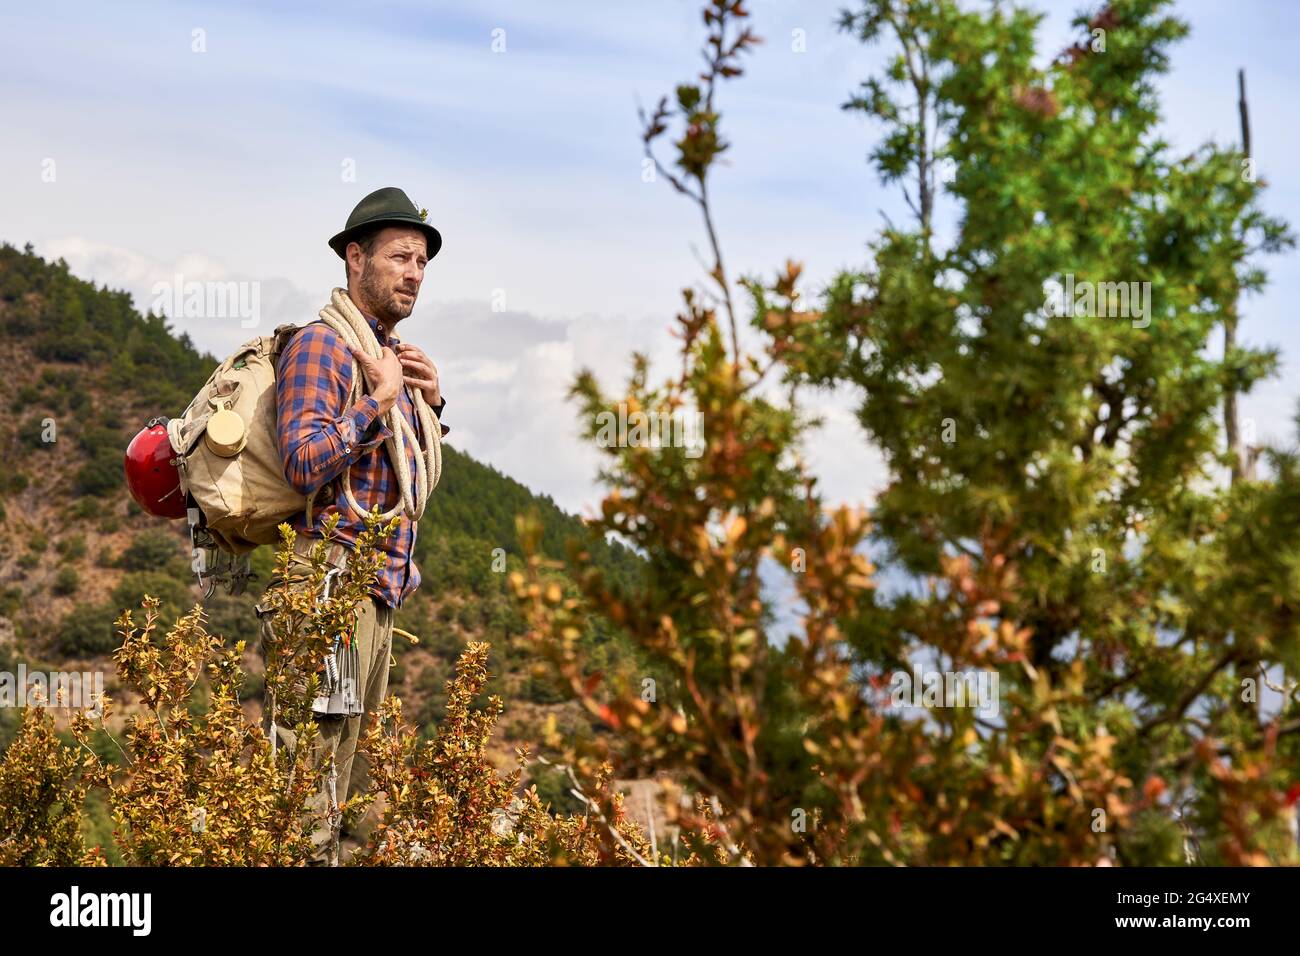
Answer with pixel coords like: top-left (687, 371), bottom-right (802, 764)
top-left (200, 589), bottom-right (259, 648)
top-left (527, 762), bottom-right (587, 816)
top-left (56, 602), bottom-right (119, 656)
top-left (53, 566), bottom-right (80, 597)
top-left (18, 415), bottom-right (55, 451)
top-left (111, 571), bottom-right (194, 625)
top-left (77, 425), bottom-right (120, 458)
top-left (75, 449), bottom-right (122, 497)
top-left (456, 602), bottom-right (482, 631)
top-left (118, 529), bottom-right (184, 572)
top-left (55, 534), bottom-right (87, 561)
top-left (415, 660), bottom-right (451, 732)
top-left (522, 671), bottom-right (566, 705)
top-left (70, 499), bottom-right (100, 521)
top-left (15, 384), bottom-right (41, 409)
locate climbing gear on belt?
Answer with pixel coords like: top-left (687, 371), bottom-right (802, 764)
top-left (311, 568), bottom-right (364, 718)
top-left (188, 504), bottom-right (254, 599)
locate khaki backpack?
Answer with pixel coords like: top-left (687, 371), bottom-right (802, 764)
top-left (166, 323), bottom-right (313, 554)
top-left (166, 290), bottom-right (443, 556)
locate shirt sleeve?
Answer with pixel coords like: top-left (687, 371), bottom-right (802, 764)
top-left (276, 323), bottom-right (392, 496)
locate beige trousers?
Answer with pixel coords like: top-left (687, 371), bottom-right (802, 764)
top-left (255, 552), bottom-right (393, 865)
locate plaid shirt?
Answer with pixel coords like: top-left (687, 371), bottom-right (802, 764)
top-left (276, 310), bottom-right (445, 609)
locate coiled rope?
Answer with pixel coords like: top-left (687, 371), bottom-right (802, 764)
top-left (311, 288), bottom-right (442, 524)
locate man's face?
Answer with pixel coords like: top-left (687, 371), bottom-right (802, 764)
top-left (350, 226), bottom-right (428, 324)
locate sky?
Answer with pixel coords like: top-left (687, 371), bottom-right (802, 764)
top-left (2, 0), bottom-right (1297, 520)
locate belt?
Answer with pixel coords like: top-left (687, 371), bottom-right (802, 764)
top-left (287, 534), bottom-right (395, 615)
top-left (288, 533), bottom-right (351, 572)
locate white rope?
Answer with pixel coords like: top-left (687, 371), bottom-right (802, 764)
top-left (314, 288), bottom-right (442, 524)
top-left (327, 761), bottom-right (340, 867)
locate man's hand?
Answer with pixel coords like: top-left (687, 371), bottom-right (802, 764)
top-left (394, 342), bottom-right (441, 409)
top-left (350, 345), bottom-right (403, 415)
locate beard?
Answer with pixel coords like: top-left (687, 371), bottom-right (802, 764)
top-left (358, 258), bottom-right (417, 325)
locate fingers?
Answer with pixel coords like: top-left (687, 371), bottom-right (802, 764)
top-left (399, 362), bottom-right (437, 386)
top-left (396, 349), bottom-right (436, 373)
top-left (348, 346), bottom-right (371, 367)
top-left (357, 346), bottom-right (401, 373)
top-left (396, 344), bottom-right (436, 369)
top-left (351, 347), bottom-right (402, 407)
top-left (374, 344), bottom-right (438, 406)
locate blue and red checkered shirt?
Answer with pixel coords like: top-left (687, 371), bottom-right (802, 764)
top-left (275, 309), bottom-right (444, 609)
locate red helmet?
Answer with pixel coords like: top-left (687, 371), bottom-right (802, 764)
top-left (124, 419), bottom-right (187, 519)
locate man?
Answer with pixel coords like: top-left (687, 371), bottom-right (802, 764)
top-left (254, 186), bottom-right (446, 865)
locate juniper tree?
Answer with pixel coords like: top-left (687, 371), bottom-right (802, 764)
top-left (761, 0), bottom-right (1298, 863)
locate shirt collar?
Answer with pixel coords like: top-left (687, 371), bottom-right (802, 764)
top-left (359, 309), bottom-right (401, 347)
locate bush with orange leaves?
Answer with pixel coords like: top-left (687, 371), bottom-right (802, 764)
top-left (0, 703), bottom-right (104, 866)
top-left (354, 640), bottom-right (651, 866)
top-left (0, 513), bottom-right (653, 866)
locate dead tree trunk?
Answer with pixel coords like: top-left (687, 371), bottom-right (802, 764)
top-left (1224, 68), bottom-right (1251, 482)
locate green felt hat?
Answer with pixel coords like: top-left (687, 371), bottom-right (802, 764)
top-left (328, 186), bottom-right (443, 260)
